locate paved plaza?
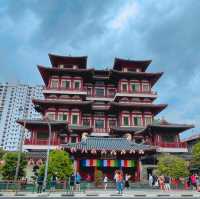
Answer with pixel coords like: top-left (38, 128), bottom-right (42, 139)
top-left (0, 189), bottom-right (200, 198)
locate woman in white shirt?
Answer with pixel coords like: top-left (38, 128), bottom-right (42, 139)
top-left (104, 175), bottom-right (108, 191)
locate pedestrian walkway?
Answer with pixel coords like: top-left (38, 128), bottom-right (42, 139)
top-left (0, 189), bottom-right (200, 198)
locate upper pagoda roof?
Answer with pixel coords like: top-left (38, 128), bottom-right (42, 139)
top-left (113, 58), bottom-right (152, 71)
top-left (136, 120), bottom-right (194, 135)
top-left (182, 134), bottom-right (200, 143)
top-left (38, 65), bottom-right (93, 85)
top-left (62, 136), bottom-right (155, 152)
top-left (110, 102), bottom-right (167, 115)
top-left (33, 99), bottom-right (92, 113)
top-left (48, 53), bottom-right (87, 68)
top-left (110, 70), bottom-right (163, 86)
top-left (17, 119), bottom-right (68, 131)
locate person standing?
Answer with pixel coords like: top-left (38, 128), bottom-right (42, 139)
top-left (75, 172), bottom-right (81, 192)
top-left (164, 176), bottom-right (171, 191)
top-left (69, 173), bottom-right (75, 194)
top-left (37, 175), bottom-right (43, 193)
top-left (190, 174), bottom-right (197, 190)
top-left (116, 171), bottom-right (123, 194)
top-left (149, 174), bottom-right (153, 187)
top-left (103, 175), bottom-right (108, 191)
top-left (125, 174), bottom-right (131, 189)
top-left (50, 175), bottom-right (57, 192)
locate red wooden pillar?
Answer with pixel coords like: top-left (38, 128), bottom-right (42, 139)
top-left (136, 158), bottom-right (142, 181)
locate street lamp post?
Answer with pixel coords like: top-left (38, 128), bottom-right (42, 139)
top-left (42, 117), bottom-right (52, 192)
top-left (15, 108), bottom-right (27, 195)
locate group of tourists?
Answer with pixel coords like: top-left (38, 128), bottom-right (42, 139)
top-left (69, 172), bottom-right (81, 193)
top-left (148, 174), bottom-right (171, 191)
top-left (148, 173), bottom-right (200, 192)
top-left (112, 170), bottom-right (131, 194)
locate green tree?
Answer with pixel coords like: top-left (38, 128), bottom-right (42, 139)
top-left (157, 154), bottom-right (189, 178)
top-left (191, 141), bottom-right (200, 170)
top-left (39, 150), bottom-right (73, 180)
top-left (1, 152), bottom-right (27, 180)
top-left (0, 148), bottom-right (6, 160)
top-left (94, 170), bottom-right (103, 186)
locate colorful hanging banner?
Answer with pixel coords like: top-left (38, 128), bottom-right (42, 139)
top-left (81, 159), bottom-right (135, 168)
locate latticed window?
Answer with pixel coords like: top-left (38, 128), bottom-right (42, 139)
top-left (142, 83), bottom-right (150, 92)
top-left (144, 116), bottom-right (152, 125)
top-left (61, 80), bottom-right (70, 89)
top-left (72, 114), bottom-right (79, 125)
top-left (121, 83), bottom-right (128, 92)
top-left (46, 112), bottom-right (55, 120)
top-left (83, 118), bottom-right (90, 127)
top-left (95, 119), bottom-right (104, 128)
top-left (50, 79), bottom-right (59, 88)
top-left (74, 80), bottom-right (81, 89)
top-left (131, 83), bottom-right (140, 92)
top-left (109, 120), bottom-right (116, 128)
top-left (133, 116), bottom-right (142, 126)
top-left (123, 116), bottom-right (129, 126)
top-left (95, 88), bottom-right (104, 97)
top-left (58, 113), bottom-right (68, 121)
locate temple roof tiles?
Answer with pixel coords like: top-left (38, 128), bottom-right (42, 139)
top-left (62, 136), bottom-right (154, 151)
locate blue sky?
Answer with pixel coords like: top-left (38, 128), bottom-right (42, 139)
top-left (0, 0), bottom-right (199, 138)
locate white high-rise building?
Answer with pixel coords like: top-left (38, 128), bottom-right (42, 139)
top-left (0, 83), bottom-right (43, 151)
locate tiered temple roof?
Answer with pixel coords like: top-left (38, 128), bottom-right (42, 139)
top-left (48, 54), bottom-right (87, 68)
top-left (113, 58), bottom-right (152, 72)
top-left (62, 136), bottom-right (155, 152)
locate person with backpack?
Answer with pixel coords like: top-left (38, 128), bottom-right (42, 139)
top-left (69, 173), bottom-right (75, 194)
top-left (37, 175), bottom-right (43, 193)
top-left (50, 175), bottom-right (57, 192)
top-left (75, 172), bottom-right (81, 192)
top-left (103, 175), bottom-right (108, 191)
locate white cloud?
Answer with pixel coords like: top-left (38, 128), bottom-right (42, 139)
top-left (109, 1), bottom-right (140, 30)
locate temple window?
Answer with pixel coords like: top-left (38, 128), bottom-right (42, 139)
top-left (71, 113), bottom-right (79, 126)
top-left (46, 112), bottom-right (55, 120)
top-left (95, 119), bottom-right (104, 129)
top-left (83, 118), bottom-right (91, 127)
top-left (58, 112), bottom-right (68, 121)
top-left (70, 136), bottom-right (77, 143)
top-left (122, 115), bottom-right (130, 126)
top-left (161, 134), bottom-right (177, 143)
top-left (121, 83), bottom-right (128, 92)
top-left (95, 88), bottom-right (105, 97)
top-left (108, 88), bottom-right (116, 97)
top-left (50, 79), bottom-right (59, 89)
top-left (37, 132), bottom-right (48, 139)
top-left (74, 80), bottom-right (81, 90)
top-left (87, 87), bottom-right (92, 96)
top-left (122, 67), bottom-right (128, 72)
top-left (108, 119), bottom-right (117, 128)
top-left (61, 80), bottom-right (70, 89)
top-left (144, 116), bottom-right (152, 126)
top-left (59, 64), bottom-right (64, 68)
top-left (130, 83), bottom-right (140, 92)
top-left (133, 116), bottom-right (142, 126)
top-left (142, 83), bottom-right (150, 92)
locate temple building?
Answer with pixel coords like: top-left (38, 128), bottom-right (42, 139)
top-left (17, 54), bottom-right (194, 181)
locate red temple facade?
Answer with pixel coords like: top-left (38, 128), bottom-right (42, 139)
top-left (18, 54), bottom-right (194, 181)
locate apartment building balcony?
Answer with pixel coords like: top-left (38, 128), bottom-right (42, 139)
top-left (114, 89), bottom-right (157, 100)
top-left (43, 86), bottom-right (87, 95)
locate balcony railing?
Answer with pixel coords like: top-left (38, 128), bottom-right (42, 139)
top-left (24, 139), bottom-right (60, 145)
top-left (87, 93), bottom-right (115, 98)
top-left (44, 86), bottom-right (87, 91)
top-left (117, 89), bottom-right (157, 95)
top-left (155, 141), bottom-right (187, 148)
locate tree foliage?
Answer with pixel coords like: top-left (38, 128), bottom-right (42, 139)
top-left (1, 152), bottom-right (27, 180)
top-left (0, 148), bottom-right (6, 160)
top-left (192, 141), bottom-right (200, 161)
top-left (39, 150), bottom-right (73, 180)
top-left (157, 154), bottom-right (189, 178)
top-left (190, 141), bottom-right (200, 170)
top-left (94, 170), bottom-right (103, 186)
